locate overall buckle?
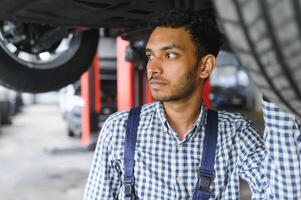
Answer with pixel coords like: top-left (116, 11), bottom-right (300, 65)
top-left (124, 176), bottom-right (135, 198)
top-left (198, 170), bottom-right (214, 192)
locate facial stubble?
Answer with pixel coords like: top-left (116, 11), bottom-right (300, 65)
top-left (151, 64), bottom-right (199, 102)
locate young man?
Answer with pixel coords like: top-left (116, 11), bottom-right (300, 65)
top-left (84, 10), bottom-right (301, 199)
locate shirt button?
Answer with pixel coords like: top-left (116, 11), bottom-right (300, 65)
top-left (176, 144), bottom-right (182, 150)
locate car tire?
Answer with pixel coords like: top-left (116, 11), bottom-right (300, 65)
top-left (14, 93), bottom-right (23, 114)
top-left (0, 101), bottom-right (12, 125)
top-left (68, 128), bottom-right (76, 137)
top-left (0, 30), bottom-right (99, 93)
top-left (214, 0), bottom-right (301, 118)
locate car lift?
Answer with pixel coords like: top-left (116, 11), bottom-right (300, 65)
top-left (80, 37), bottom-right (211, 149)
top-left (45, 53), bottom-right (102, 155)
top-left (81, 54), bottom-right (101, 148)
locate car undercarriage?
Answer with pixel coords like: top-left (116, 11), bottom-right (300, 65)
top-left (0, 0), bottom-right (300, 118)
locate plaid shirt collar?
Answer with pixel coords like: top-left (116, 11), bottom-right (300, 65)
top-left (155, 101), bottom-right (207, 143)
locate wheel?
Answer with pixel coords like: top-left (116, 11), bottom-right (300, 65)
top-left (13, 93), bottom-right (23, 114)
top-left (68, 128), bottom-right (76, 137)
top-left (214, 0), bottom-right (301, 118)
top-left (0, 21), bottom-right (99, 93)
top-left (0, 101), bottom-right (12, 125)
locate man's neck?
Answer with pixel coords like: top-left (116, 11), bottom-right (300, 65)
top-left (162, 96), bottom-right (202, 140)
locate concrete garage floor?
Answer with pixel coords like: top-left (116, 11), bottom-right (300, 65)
top-left (0, 103), bottom-right (263, 200)
top-left (0, 104), bottom-right (94, 200)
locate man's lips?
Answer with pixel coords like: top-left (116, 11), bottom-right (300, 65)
top-left (149, 80), bottom-right (167, 89)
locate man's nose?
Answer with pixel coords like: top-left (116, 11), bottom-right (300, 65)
top-left (147, 59), bottom-right (163, 76)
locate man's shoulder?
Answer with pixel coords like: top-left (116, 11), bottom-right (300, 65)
top-left (217, 110), bottom-right (251, 126)
top-left (216, 110), bottom-right (264, 156)
top-left (216, 109), bottom-right (262, 138)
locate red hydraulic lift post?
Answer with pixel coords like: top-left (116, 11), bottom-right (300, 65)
top-left (203, 78), bottom-right (211, 108)
top-left (81, 54), bottom-right (101, 147)
top-left (116, 37), bottom-right (135, 111)
top-left (93, 55), bottom-right (102, 113)
top-left (81, 70), bottom-right (90, 146)
top-left (144, 73), bottom-right (153, 104)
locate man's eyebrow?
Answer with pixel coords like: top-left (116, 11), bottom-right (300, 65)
top-left (145, 48), bottom-right (152, 53)
top-left (145, 44), bottom-right (181, 53)
top-left (160, 44), bottom-right (177, 51)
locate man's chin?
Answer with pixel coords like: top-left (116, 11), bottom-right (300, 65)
top-left (152, 95), bottom-right (169, 102)
top-left (152, 95), bottom-right (179, 102)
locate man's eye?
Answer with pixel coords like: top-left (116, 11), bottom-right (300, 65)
top-left (146, 54), bottom-right (154, 61)
top-left (166, 53), bottom-right (177, 59)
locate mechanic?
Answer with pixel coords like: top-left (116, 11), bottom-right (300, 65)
top-left (84, 10), bottom-right (301, 199)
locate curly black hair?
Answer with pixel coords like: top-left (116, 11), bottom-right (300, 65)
top-left (150, 9), bottom-right (223, 58)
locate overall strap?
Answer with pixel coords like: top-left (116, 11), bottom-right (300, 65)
top-left (192, 109), bottom-right (218, 200)
top-left (124, 106), bottom-right (141, 200)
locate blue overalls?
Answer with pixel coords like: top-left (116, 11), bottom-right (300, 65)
top-left (124, 107), bottom-right (218, 200)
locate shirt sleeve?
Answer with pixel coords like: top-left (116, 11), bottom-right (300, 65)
top-left (261, 100), bottom-right (301, 199)
top-left (238, 100), bottom-right (301, 199)
top-left (83, 117), bottom-right (122, 200)
top-left (238, 121), bottom-right (268, 199)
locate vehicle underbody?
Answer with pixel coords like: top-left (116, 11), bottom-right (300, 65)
top-left (0, 0), bottom-right (300, 118)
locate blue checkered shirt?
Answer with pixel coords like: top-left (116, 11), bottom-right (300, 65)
top-left (84, 100), bottom-right (301, 199)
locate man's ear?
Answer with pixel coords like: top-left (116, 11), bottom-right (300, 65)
top-left (199, 54), bottom-right (216, 79)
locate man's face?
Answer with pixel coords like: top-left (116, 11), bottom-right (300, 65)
top-left (146, 26), bottom-right (202, 102)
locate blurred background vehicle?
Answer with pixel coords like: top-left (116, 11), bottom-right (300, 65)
top-left (59, 65), bottom-right (117, 137)
top-left (0, 85), bottom-right (23, 125)
top-left (59, 81), bottom-right (83, 137)
top-left (210, 50), bottom-right (258, 110)
top-left (59, 37), bottom-right (117, 137)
